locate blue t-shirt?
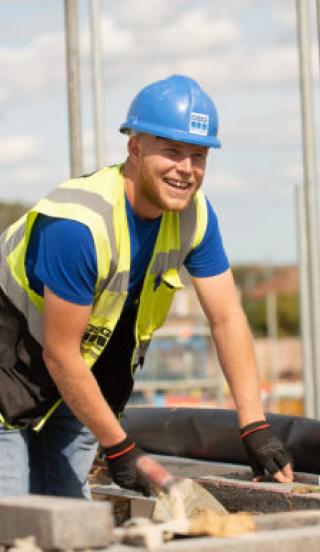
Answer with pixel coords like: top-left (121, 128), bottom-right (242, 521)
top-left (25, 196), bottom-right (229, 306)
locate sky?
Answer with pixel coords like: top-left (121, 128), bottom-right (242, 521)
top-left (1, 0), bottom-right (320, 265)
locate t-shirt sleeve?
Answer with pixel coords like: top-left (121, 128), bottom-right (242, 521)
top-left (33, 216), bottom-right (98, 305)
top-left (184, 197), bottom-right (230, 277)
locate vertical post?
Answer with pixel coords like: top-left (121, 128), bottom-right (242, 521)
top-left (296, 185), bottom-right (315, 417)
top-left (266, 290), bottom-right (278, 406)
top-left (316, 0), bottom-right (320, 59)
top-left (64, 0), bottom-right (83, 177)
top-left (90, 0), bottom-right (106, 169)
top-left (296, 0), bottom-right (320, 418)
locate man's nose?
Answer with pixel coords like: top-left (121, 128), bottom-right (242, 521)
top-left (176, 155), bottom-right (192, 174)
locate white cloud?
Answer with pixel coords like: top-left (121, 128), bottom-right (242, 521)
top-left (80, 10), bottom-right (242, 84)
top-left (85, 23), bottom-right (299, 96)
top-left (108, 0), bottom-right (186, 30)
top-left (269, 0), bottom-right (297, 31)
top-left (1, 3), bottom-right (317, 118)
top-left (146, 12), bottom-right (240, 55)
top-left (81, 15), bottom-right (134, 59)
top-left (194, 45), bottom-right (299, 90)
top-left (0, 32), bottom-right (64, 107)
top-left (0, 136), bottom-right (41, 165)
top-left (119, 13), bottom-right (238, 58)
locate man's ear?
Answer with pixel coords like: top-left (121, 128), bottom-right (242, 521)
top-left (127, 135), bottom-right (141, 166)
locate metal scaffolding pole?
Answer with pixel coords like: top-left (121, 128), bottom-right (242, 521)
top-left (296, 0), bottom-right (320, 418)
top-left (64, 0), bottom-right (83, 177)
top-left (90, 0), bottom-right (106, 169)
top-left (296, 185), bottom-right (315, 418)
top-left (266, 290), bottom-right (278, 408)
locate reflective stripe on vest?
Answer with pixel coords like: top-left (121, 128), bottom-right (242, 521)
top-left (0, 219), bottom-right (45, 345)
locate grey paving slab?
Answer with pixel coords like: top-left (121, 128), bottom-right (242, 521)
top-left (152, 454), bottom-right (320, 486)
top-left (96, 524), bottom-right (320, 551)
top-left (162, 525), bottom-right (320, 551)
top-left (93, 475), bottom-right (320, 517)
top-left (0, 495), bottom-right (113, 549)
top-left (255, 509), bottom-right (320, 531)
top-left (107, 547), bottom-right (145, 552)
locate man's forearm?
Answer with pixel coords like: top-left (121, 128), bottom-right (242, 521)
top-left (44, 352), bottom-right (126, 447)
top-left (211, 309), bottom-right (265, 427)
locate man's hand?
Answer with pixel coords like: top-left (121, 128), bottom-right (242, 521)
top-left (102, 436), bottom-right (174, 496)
top-left (240, 421), bottom-right (293, 483)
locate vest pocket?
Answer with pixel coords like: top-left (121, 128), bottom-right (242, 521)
top-left (162, 269), bottom-right (184, 290)
top-left (140, 269), bottom-right (184, 334)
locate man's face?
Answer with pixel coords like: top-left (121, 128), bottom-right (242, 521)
top-left (129, 133), bottom-right (208, 216)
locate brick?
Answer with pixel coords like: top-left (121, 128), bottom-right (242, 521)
top-left (0, 495), bottom-right (113, 549)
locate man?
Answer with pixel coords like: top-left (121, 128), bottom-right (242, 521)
top-left (0, 75), bottom-right (293, 498)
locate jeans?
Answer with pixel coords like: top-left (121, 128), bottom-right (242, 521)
top-left (0, 402), bottom-right (98, 498)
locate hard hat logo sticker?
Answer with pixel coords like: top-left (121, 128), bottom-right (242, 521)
top-left (189, 112), bottom-right (209, 136)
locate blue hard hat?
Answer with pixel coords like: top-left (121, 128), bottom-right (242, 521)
top-left (120, 74), bottom-right (221, 148)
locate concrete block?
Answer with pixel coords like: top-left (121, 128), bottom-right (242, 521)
top-left (255, 509), bottom-right (320, 531)
top-left (197, 474), bottom-right (320, 513)
top-left (0, 495), bottom-right (113, 549)
top-left (162, 525), bottom-right (320, 551)
top-left (153, 454), bottom-right (320, 486)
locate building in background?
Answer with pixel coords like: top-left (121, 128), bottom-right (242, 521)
top-left (131, 265), bottom-right (304, 416)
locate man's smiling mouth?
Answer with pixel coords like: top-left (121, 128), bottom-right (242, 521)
top-left (163, 178), bottom-right (192, 190)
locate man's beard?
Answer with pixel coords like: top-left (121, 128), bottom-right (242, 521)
top-left (138, 163), bottom-right (196, 213)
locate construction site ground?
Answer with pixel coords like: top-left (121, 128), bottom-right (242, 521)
top-left (1, 455), bottom-right (320, 551)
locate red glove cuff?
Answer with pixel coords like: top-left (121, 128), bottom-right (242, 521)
top-left (240, 420), bottom-right (270, 441)
top-left (102, 436), bottom-right (136, 461)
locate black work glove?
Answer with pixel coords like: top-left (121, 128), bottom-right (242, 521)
top-left (101, 436), bottom-right (151, 496)
top-left (240, 420), bottom-right (292, 479)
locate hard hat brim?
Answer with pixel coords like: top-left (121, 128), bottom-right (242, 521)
top-left (120, 123), bottom-right (221, 149)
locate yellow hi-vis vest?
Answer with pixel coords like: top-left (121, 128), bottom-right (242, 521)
top-left (0, 164), bottom-right (208, 429)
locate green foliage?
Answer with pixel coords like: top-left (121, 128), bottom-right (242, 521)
top-left (232, 264), bottom-right (300, 337)
top-left (242, 294), bottom-right (299, 337)
top-left (242, 299), bottom-right (267, 336)
top-left (0, 201), bottom-right (29, 234)
top-left (277, 294), bottom-right (299, 336)
top-left (232, 264), bottom-right (267, 293)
